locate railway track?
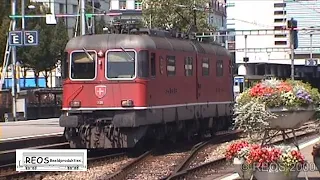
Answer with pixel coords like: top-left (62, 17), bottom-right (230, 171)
top-left (95, 121), bottom-right (316, 180)
top-left (0, 121), bottom-right (316, 180)
top-left (99, 130), bottom-right (243, 180)
top-left (165, 123), bottom-right (317, 180)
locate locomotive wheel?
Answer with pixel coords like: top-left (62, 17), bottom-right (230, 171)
top-left (64, 128), bottom-right (83, 149)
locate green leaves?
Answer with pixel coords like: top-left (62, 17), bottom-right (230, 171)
top-left (0, 3), bottom-right (68, 79)
top-left (142, 0), bottom-right (215, 32)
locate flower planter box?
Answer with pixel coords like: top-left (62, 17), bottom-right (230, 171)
top-left (254, 169), bottom-right (299, 180)
top-left (266, 106), bottom-right (315, 129)
top-left (233, 158), bottom-right (253, 179)
top-left (313, 156), bottom-right (320, 173)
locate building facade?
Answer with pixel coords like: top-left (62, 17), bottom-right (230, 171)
top-left (226, 0), bottom-right (320, 80)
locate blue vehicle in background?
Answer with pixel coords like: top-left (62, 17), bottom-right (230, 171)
top-left (1, 77), bottom-right (46, 89)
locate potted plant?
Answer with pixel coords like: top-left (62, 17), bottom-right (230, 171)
top-left (246, 145), bottom-right (305, 180)
top-left (312, 142), bottom-right (320, 172)
top-left (234, 79), bottom-right (320, 135)
top-left (225, 141), bottom-right (253, 179)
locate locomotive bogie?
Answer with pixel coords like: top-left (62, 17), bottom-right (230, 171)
top-left (61, 102), bottom-right (233, 148)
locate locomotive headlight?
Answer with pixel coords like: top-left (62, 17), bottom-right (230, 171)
top-left (121, 100), bottom-right (134, 107)
top-left (70, 100), bottom-right (81, 108)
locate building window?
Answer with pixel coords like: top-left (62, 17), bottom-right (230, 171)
top-left (274, 11), bottom-right (286, 15)
top-left (166, 56), bottom-right (176, 76)
top-left (274, 26), bottom-right (285, 30)
top-left (275, 41), bottom-right (287, 45)
top-left (184, 57), bottom-right (193, 76)
top-left (59, 3), bottom-right (64, 13)
top-left (73, 5), bottom-right (78, 14)
top-left (274, 18), bottom-right (286, 23)
top-left (216, 60), bottom-right (223, 77)
top-left (150, 53), bottom-right (156, 77)
top-left (135, 0), bottom-right (142, 10)
top-left (202, 58), bottom-right (209, 76)
top-left (274, 3), bottom-right (286, 8)
top-left (119, 0), bottom-right (126, 10)
top-left (275, 34), bottom-right (286, 38)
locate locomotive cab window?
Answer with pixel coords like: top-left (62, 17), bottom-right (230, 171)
top-left (216, 60), bottom-right (223, 77)
top-left (202, 58), bottom-right (210, 76)
top-left (70, 50), bottom-right (97, 80)
top-left (106, 50), bottom-right (136, 79)
top-left (166, 56), bottom-right (176, 76)
top-left (184, 57), bottom-right (193, 76)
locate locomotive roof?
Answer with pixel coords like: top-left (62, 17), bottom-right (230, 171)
top-left (65, 34), bottom-right (230, 56)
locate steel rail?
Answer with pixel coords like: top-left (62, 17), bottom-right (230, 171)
top-left (164, 123), bottom-right (317, 180)
top-left (102, 150), bottom-right (153, 180)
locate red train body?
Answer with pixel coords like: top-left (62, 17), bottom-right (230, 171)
top-left (59, 29), bottom-right (234, 149)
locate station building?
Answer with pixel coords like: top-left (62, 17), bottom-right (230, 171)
top-left (226, 0), bottom-right (320, 87)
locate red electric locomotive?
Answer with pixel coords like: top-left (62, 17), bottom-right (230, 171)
top-left (59, 28), bottom-right (234, 149)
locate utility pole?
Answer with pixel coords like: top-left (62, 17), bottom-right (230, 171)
top-left (80, 0), bottom-right (86, 35)
top-left (243, 35), bottom-right (248, 75)
top-left (290, 29), bottom-right (295, 80)
top-left (11, 0), bottom-right (17, 121)
top-left (91, 0), bottom-right (95, 34)
top-left (18, 0), bottom-right (25, 94)
top-left (310, 34), bottom-right (313, 59)
top-left (288, 18), bottom-right (298, 80)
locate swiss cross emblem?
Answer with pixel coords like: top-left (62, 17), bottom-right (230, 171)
top-left (95, 85), bottom-right (106, 99)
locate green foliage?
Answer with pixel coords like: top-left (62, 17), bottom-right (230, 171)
top-left (142, 0), bottom-right (216, 32)
top-left (0, 16), bottom-right (10, 65)
top-left (234, 100), bottom-right (277, 136)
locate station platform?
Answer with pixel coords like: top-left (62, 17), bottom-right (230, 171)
top-left (211, 136), bottom-right (320, 180)
top-left (0, 118), bottom-right (64, 141)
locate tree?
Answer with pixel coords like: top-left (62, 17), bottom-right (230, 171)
top-left (0, 16), bottom-right (10, 66)
top-left (142, 0), bottom-right (216, 33)
top-left (19, 4), bottom-right (68, 87)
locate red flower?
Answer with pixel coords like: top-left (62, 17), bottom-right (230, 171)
top-left (225, 141), bottom-right (250, 160)
top-left (249, 81), bottom-right (293, 97)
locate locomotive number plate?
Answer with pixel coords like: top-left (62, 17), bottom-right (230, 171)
top-left (97, 100), bottom-right (104, 105)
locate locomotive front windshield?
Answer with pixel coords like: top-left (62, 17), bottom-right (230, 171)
top-left (70, 51), bottom-right (97, 80)
top-left (106, 51), bottom-right (135, 79)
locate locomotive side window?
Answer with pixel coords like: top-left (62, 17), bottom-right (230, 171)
top-left (137, 50), bottom-right (149, 78)
top-left (166, 56), bottom-right (176, 76)
top-left (62, 52), bottom-right (68, 80)
top-left (70, 51), bottom-right (97, 80)
top-left (216, 60), bottom-right (223, 77)
top-left (150, 53), bottom-right (156, 77)
top-left (184, 57), bottom-right (193, 76)
top-left (106, 51), bottom-right (136, 79)
top-left (159, 56), bottom-right (164, 75)
top-left (202, 58), bottom-right (210, 76)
